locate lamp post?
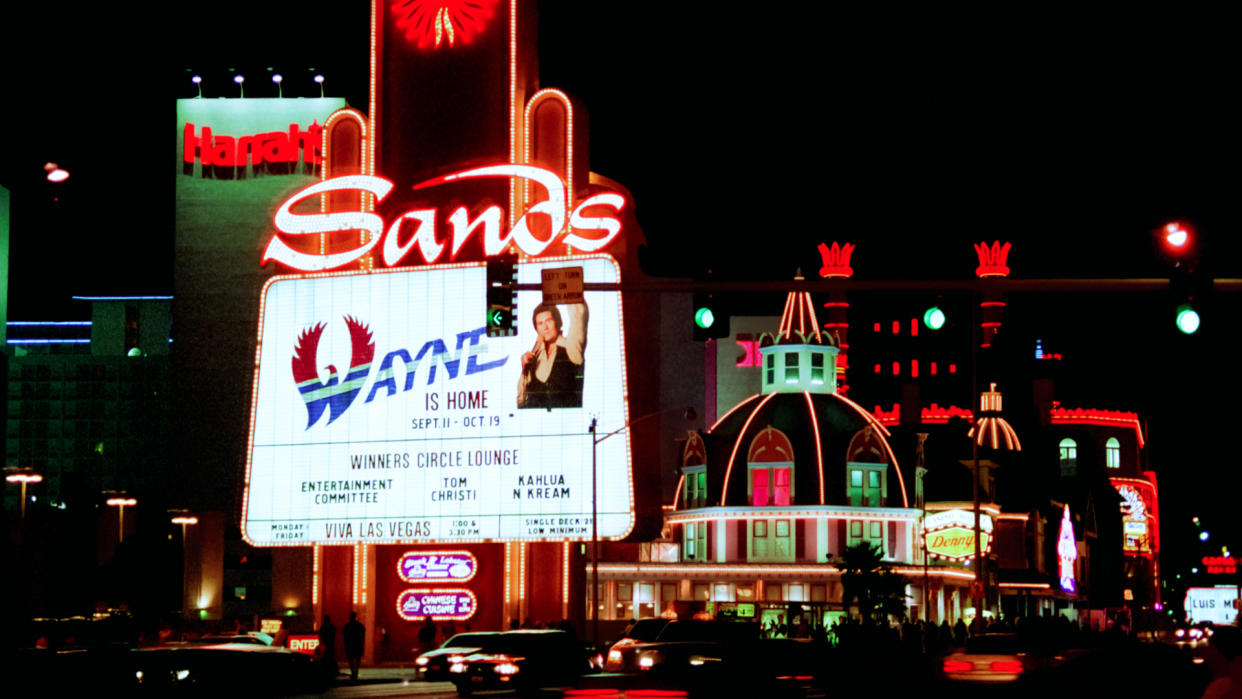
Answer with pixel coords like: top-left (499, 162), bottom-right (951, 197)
top-left (170, 510), bottom-right (199, 616)
top-left (589, 407), bottom-right (695, 647)
top-left (5, 468), bottom-right (42, 522)
top-left (105, 493), bottom-right (137, 543)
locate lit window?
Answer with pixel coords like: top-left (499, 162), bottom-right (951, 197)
top-left (850, 470), bottom-right (863, 487)
top-left (785, 353), bottom-right (800, 382)
top-left (811, 353), bottom-right (825, 384)
top-left (1106, 438), bottom-right (1120, 469)
top-left (1059, 438), bottom-right (1078, 476)
top-left (775, 520), bottom-right (790, 537)
top-left (754, 520), bottom-right (768, 537)
top-left (752, 469), bottom-right (769, 506)
top-left (773, 468), bottom-right (791, 506)
top-left (850, 520), bottom-right (862, 537)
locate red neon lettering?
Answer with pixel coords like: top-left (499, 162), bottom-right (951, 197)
top-left (264, 164), bottom-right (626, 271)
top-left (183, 122), bottom-right (322, 169)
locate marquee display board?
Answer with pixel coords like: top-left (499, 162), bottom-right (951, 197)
top-left (241, 255), bottom-right (631, 545)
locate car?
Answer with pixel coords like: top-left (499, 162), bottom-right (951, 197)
top-left (939, 632), bottom-right (1079, 684)
top-left (605, 620), bottom-right (761, 673)
top-left (414, 632), bottom-right (504, 681)
top-left (603, 618), bottom-right (671, 671)
top-left (128, 642), bottom-right (318, 695)
top-left (448, 629), bottom-right (593, 696)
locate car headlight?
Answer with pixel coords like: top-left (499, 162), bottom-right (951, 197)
top-left (416, 657), bottom-right (429, 666)
top-left (448, 655), bottom-right (466, 663)
top-left (450, 663), bottom-right (466, 674)
top-left (495, 662), bottom-right (520, 675)
top-left (608, 649), bottom-right (623, 662)
top-left (175, 669), bottom-right (191, 681)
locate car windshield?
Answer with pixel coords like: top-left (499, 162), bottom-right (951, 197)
top-left (964, 634), bottom-right (1023, 654)
top-left (625, 619), bottom-right (669, 641)
top-left (442, 633), bottom-right (502, 650)
top-left (655, 621), bottom-right (760, 643)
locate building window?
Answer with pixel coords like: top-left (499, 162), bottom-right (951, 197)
top-left (750, 465), bottom-right (792, 506)
top-left (1059, 438), bottom-right (1078, 477)
top-left (693, 584), bottom-right (710, 601)
top-left (848, 520), bottom-right (864, 548)
top-left (785, 352), bottom-right (800, 383)
top-left (765, 354), bottom-right (775, 384)
top-left (1106, 438), bottom-right (1121, 469)
top-left (750, 518), bottom-right (793, 563)
top-left (684, 522), bottom-right (707, 561)
top-left (847, 464), bottom-right (885, 507)
top-left (811, 353), bottom-right (825, 384)
top-left (683, 466), bottom-right (706, 508)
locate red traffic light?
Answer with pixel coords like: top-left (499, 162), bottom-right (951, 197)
top-left (1163, 222), bottom-right (1190, 249)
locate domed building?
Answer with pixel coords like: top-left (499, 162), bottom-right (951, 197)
top-left (596, 283), bottom-right (977, 629)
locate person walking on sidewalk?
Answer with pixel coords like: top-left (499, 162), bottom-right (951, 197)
top-left (343, 611), bottom-right (366, 681)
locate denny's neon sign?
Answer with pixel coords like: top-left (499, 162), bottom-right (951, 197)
top-left (263, 163), bottom-right (626, 271)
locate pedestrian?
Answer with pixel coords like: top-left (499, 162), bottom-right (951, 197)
top-left (343, 611), bottom-right (366, 681)
top-left (318, 614), bottom-right (338, 682)
top-left (418, 617), bottom-right (438, 653)
top-left (953, 618), bottom-right (967, 647)
top-left (273, 619), bottom-right (290, 648)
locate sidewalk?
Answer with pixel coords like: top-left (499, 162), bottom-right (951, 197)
top-left (333, 664), bottom-right (419, 685)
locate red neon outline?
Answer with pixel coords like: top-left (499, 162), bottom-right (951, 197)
top-left (1050, 407), bottom-right (1146, 448)
top-left (804, 392), bottom-right (825, 504)
top-left (719, 394), bottom-right (777, 506)
top-left (831, 392), bottom-right (908, 507)
top-left (974, 240), bottom-right (1012, 278)
top-left (817, 241), bottom-right (855, 278)
top-left (395, 588), bottom-right (478, 621)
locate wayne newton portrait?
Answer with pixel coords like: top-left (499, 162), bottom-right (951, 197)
top-left (517, 301), bottom-right (588, 409)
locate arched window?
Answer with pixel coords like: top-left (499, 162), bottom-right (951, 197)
top-left (1105, 438), bottom-right (1121, 469)
top-left (1059, 438), bottom-right (1078, 476)
top-left (747, 426), bottom-right (794, 506)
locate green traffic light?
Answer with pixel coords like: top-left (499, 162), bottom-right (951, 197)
top-left (923, 306), bottom-right (946, 330)
top-left (1176, 304), bottom-right (1200, 334)
top-left (695, 307), bottom-right (716, 329)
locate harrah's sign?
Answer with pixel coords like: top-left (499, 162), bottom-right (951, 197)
top-left (184, 122), bottom-right (323, 169)
top-left (263, 164), bottom-right (625, 271)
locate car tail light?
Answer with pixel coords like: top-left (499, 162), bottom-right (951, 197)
top-left (943, 660), bottom-right (974, 672)
top-left (990, 661), bottom-right (1023, 673)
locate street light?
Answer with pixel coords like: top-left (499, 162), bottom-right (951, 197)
top-left (589, 406), bottom-right (696, 646)
top-left (105, 493), bottom-right (137, 543)
top-left (5, 468), bottom-right (43, 522)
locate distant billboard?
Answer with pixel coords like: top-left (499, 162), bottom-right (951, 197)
top-left (241, 255), bottom-right (630, 545)
top-left (1112, 478), bottom-right (1158, 556)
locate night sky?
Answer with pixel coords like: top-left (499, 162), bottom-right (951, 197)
top-left (1, 4), bottom-right (1237, 571)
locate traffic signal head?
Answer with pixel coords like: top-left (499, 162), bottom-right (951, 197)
top-left (486, 256), bottom-right (517, 337)
top-left (1157, 220), bottom-right (1197, 268)
top-left (923, 306), bottom-right (946, 331)
top-left (1176, 303), bottom-right (1200, 335)
top-left (692, 292), bottom-right (729, 341)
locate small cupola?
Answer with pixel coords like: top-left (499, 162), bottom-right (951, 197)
top-left (759, 272), bottom-right (840, 395)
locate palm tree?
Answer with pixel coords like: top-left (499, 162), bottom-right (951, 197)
top-left (838, 543), bottom-right (908, 624)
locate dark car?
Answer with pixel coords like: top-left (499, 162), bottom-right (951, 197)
top-left (603, 618), bottom-right (671, 671)
top-left (415, 632), bottom-right (504, 681)
top-left (606, 620), bottom-right (761, 673)
top-left (448, 629), bottom-right (592, 696)
top-left (128, 643), bottom-right (318, 696)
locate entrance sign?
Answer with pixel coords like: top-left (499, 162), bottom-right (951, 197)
top-left (241, 256), bottom-right (632, 545)
top-left (923, 509), bottom-right (993, 561)
top-left (399, 551), bottom-right (478, 582)
top-left (396, 589), bottom-right (478, 621)
top-left (263, 165), bottom-right (627, 272)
